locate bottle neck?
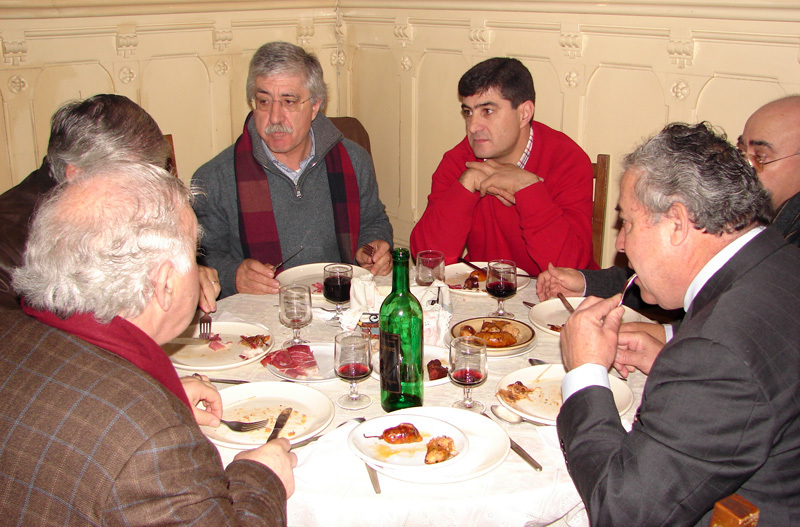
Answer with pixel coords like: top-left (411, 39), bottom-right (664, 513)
top-left (391, 249), bottom-right (411, 293)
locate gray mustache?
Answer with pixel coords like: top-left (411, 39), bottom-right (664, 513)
top-left (264, 124), bottom-right (293, 134)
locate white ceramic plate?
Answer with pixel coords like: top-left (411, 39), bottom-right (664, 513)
top-left (264, 342), bottom-right (337, 383)
top-left (201, 382), bottom-right (335, 449)
top-left (349, 415), bottom-right (469, 470)
top-left (450, 317), bottom-right (536, 355)
top-left (443, 330), bottom-right (538, 360)
top-left (495, 364), bottom-right (634, 426)
top-left (164, 321), bottom-right (273, 372)
top-left (444, 261), bottom-right (531, 297)
top-left (359, 407), bottom-right (510, 483)
top-left (277, 262), bottom-right (371, 302)
top-left (370, 345), bottom-right (451, 387)
top-left (527, 297), bottom-right (651, 337)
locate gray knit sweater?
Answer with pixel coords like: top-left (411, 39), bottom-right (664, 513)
top-left (192, 113), bottom-right (393, 299)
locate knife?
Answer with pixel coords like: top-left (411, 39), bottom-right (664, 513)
top-left (458, 257), bottom-right (531, 279)
top-left (267, 407), bottom-right (293, 441)
top-left (557, 293), bottom-right (575, 314)
top-left (481, 411), bottom-right (542, 471)
top-left (273, 246), bottom-right (305, 271)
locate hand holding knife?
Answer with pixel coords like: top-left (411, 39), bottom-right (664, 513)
top-left (268, 407), bottom-right (293, 441)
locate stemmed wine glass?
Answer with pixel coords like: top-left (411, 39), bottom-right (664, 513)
top-left (334, 331), bottom-right (373, 410)
top-left (278, 284), bottom-right (313, 347)
top-left (448, 335), bottom-right (488, 412)
top-left (486, 259), bottom-right (517, 319)
top-left (323, 263), bottom-right (353, 327)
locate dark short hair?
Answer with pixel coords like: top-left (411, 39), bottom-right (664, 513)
top-left (458, 57), bottom-right (536, 107)
top-left (624, 121), bottom-right (773, 235)
top-left (47, 94), bottom-right (170, 183)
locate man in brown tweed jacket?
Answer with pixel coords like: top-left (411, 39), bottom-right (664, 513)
top-left (0, 163), bottom-right (295, 525)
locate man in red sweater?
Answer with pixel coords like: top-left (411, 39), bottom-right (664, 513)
top-left (410, 57), bottom-right (597, 276)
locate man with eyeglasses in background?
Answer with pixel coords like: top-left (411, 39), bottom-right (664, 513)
top-left (537, 95), bottom-right (800, 305)
top-left (192, 41), bottom-right (393, 299)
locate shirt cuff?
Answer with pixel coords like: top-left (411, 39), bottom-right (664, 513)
top-left (562, 363), bottom-right (611, 403)
top-left (576, 270), bottom-right (588, 296)
top-left (664, 323), bottom-right (674, 341)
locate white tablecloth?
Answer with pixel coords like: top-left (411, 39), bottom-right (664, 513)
top-left (187, 277), bottom-right (647, 527)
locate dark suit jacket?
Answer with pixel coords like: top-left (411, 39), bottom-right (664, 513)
top-left (0, 310), bottom-right (287, 526)
top-left (557, 228), bottom-right (800, 526)
top-left (0, 160), bottom-right (56, 310)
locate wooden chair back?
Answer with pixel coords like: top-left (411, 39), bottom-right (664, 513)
top-left (329, 116), bottom-right (372, 156)
top-left (591, 154), bottom-right (611, 266)
top-left (164, 134), bottom-right (178, 177)
top-left (709, 494), bottom-right (759, 527)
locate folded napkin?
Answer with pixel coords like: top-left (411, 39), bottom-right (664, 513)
top-left (339, 277), bottom-right (452, 347)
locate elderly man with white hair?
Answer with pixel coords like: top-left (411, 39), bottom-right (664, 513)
top-left (0, 164), bottom-right (295, 526)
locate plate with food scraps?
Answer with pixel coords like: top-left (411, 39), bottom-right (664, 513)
top-left (495, 364), bottom-right (634, 426)
top-left (201, 381), bottom-right (335, 449)
top-left (276, 262), bottom-right (372, 303)
top-left (527, 297), bottom-right (652, 337)
top-left (261, 342), bottom-right (337, 383)
top-left (369, 345), bottom-right (451, 387)
top-left (360, 407), bottom-right (510, 484)
top-left (444, 261), bottom-right (531, 297)
top-left (449, 317), bottom-right (536, 356)
top-left (349, 414), bottom-right (468, 470)
top-left (164, 321), bottom-right (273, 372)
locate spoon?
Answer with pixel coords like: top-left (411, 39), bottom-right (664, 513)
top-left (491, 404), bottom-right (544, 426)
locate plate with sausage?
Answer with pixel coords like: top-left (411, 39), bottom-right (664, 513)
top-left (444, 262), bottom-right (531, 297)
top-left (449, 317), bottom-right (536, 358)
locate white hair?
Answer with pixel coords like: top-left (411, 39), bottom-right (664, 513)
top-left (14, 163), bottom-right (198, 323)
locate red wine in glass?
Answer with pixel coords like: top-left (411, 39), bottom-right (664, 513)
top-left (485, 281), bottom-right (516, 298)
top-left (450, 368), bottom-right (485, 388)
top-left (336, 361), bottom-right (372, 382)
top-left (324, 275), bottom-right (351, 304)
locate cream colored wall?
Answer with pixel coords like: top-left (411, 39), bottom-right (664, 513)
top-left (1, 1), bottom-right (799, 267)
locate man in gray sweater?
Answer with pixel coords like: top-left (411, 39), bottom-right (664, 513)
top-left (192, 41), bottom-right (393, 299)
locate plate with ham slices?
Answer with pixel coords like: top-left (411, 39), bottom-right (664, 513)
top-left (164, 321), bottom-right (274, 372)
top-left (260, 342), bottom-right (337, 382)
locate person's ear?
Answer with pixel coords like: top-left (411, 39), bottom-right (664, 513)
top-left (64, 164), bottom-right (79, 182)
top-left (667, 202), bottom-right (691, 246)
top-left (152, 260), bottom-right (176, 313)
top-left (518, 100), bottom-right (535, 126)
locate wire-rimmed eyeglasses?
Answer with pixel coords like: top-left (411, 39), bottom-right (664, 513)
top-left (738, 148), bottom-right (800, 173)
top-left (252, 96), bottom-right (312, 113)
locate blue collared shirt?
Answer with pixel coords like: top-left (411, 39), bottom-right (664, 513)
top-left (261, 128), bottom-right (317, 184)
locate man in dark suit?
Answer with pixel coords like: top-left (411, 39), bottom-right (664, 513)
top-left (557, 122), bottom-right (800, 526)
top-left (0, 164), bottom-right (295, 525)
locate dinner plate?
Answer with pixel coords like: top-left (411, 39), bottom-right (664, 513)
top-left (264, 342), bottom-right (337, 383)
top-left (527, 297), bottom-right (652, 337)
top-left (369, 345), bottom-right (452, 387)
top-left (450, 317), bottom-right (536, 355)
top-left (495, 364), bottom-right (634, 426)
top-left (443, 330), bottom-right (537, 359)
top-left (444, 261), bottom-right (531, 297)
top-left (359, 407), bottom-right (510, 484)
top-left (201, 382), bottom-right (335, 449)
top-left (349, 415), bottom-right (469, 470)
top-left (277, 262), bottom-right (371, 302)
top-left (164, 321), bottom-right (274, 372)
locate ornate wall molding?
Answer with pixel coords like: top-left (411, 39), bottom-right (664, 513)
top-left (559, 24), bottom-right (583, 59)
top-left (468, 24), bottom-right (492, 53)
top-left (1, 38), bottom-right (27, 65)
top-left (115, 24), bottom-right (138, 58)
top-left (393, 19), bottom-right (414, 48)
top-left (298, 18), bottom-right (315, 47)
top-left (668, 29), bottom-right (695, 69)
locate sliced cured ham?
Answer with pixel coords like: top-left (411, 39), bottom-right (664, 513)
top-left (260, 345), bottom-right (319, 379)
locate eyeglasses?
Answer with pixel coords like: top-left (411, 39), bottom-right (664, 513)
top-left (738, 148), bottom-right (800, 173)
top-left (252, 96), bottom-right (311, 113)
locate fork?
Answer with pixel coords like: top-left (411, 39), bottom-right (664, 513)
top-left (617, 273), bottom-right (638, 307)
top-left (360, 244), bottom-right (375, 259)
top-left (198, 311), bottom-right (213, 339)
top-left (220, 418), bottom-right (269, 432)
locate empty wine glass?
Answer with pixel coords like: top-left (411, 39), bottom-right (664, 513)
top-left (448, 336), bottom-right (488, 412)
top-left (278, 284), bottom-right (313, 347)
top-left (334, 331), bottom-right (373, 410)
top-left (486, 259), bottom-right (517, 318)
top-left (323, 263), bottom-right (353, 327)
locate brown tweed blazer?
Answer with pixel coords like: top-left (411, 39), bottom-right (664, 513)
top-left (0, 310), bottom-right (287, 526)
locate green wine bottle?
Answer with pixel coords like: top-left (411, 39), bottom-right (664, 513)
top-left (379, 248), bottom-right (424, 412)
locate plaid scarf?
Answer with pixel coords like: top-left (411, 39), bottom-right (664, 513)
top-left (235, 113), bottom-right (361, 265)
top-left (22, 304), bottom-right (191, 408)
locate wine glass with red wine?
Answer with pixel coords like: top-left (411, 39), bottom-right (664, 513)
top-left (486, 259), bottom-right (517, 319)
top-left (278, 284), bottom-right (313, 347)
top-left (323, 264), bottom-right (353, 327)
top-left (448, 335), bottom-right (487, 412)
top-left (334, 331), bottom-right (373, 410)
